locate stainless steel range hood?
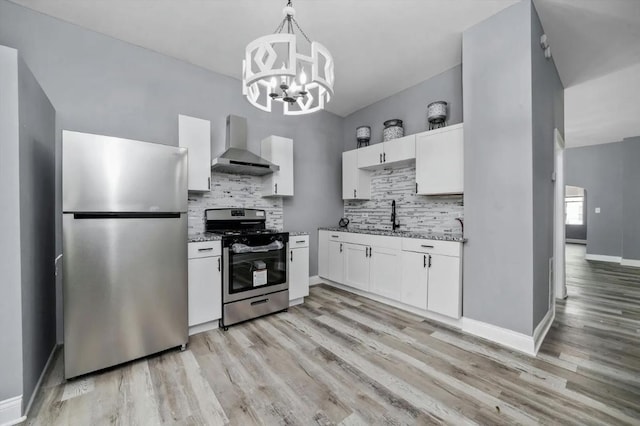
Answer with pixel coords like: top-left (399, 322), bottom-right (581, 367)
top-left (211, 115), bottom-right (279, 176)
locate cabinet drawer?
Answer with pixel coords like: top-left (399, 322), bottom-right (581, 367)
top-left (401, 238), bottom-right (461, 257)
top-left (289, 235), bottom-right (309, 248)
top-left (326, 231), bottom-right (346, 241)
top-left (188, 241), bottom-right (222, 259)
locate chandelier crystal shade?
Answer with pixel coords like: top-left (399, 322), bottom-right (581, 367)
top-left (242, 1), bottom-right (334, 115)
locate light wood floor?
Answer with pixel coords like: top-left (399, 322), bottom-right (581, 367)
top-left (26, 244), bottom-right (640, 425)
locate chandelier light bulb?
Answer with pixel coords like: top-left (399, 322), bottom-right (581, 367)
top-left (300, 69), bottom-right (307, 85)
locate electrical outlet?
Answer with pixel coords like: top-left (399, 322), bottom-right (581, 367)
top-left (595, 207), bottom-right (601, 214)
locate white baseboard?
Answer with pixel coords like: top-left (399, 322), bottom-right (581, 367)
top-left (0, 395), bottom-right (25, 426)
top-left (621, 258), bottom-right (640, 268)
top-left (188, 319), bottom-right (219, 336)
top-left (289, 297), bottom-right (304, 307)
top-left (533, 309), bottom-right (555, 354)
top-left (309, 275), bottom-right (323, 286)
top-left (585, 254), bottom-right (622, 263)
top-left (23, 344), bottom-right (59, 420)
top-left (461, 317), bottom-right (537, 356)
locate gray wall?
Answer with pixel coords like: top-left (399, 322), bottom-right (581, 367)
top-left (0, 0), bottom-right (344, 341)
top-left (565, 142), bottom-right (624, 257)
top-left (565, 136), bottom-right (640, 261)
top-left (0, 45), bottom-right (24, 403)
top-left (622, 137), bottom-right (640, 260)
top-left (462, 0), bottom-right (535, 335)
top-left (18, 55), bottom-right (57, 411)
top-left (530, 3), bottom-right (564, 328)
top-left (341, 65), bottom-right (463, 151)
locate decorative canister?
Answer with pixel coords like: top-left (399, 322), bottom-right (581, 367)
top-left (427, 101), bottom-right (448, 129)
top-left (383, 119), bottom-right (404, 142)
top-left (356, 126), bottom-right (371, 148)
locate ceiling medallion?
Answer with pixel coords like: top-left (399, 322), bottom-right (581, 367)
top-left (242, 0), bottom-right (335, 115)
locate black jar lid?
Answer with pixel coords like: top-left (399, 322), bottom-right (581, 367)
top-left (383, 119), bottom-right (403, 128)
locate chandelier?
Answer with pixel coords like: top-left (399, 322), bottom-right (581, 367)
top-left (242, 1), bottom-right (335, 115)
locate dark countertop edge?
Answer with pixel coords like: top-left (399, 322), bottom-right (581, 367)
top-left (317, 227), bottom-right (466, 243)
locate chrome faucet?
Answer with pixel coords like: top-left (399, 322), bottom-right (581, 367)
top-left (391, 200), bottom-right (401, 231)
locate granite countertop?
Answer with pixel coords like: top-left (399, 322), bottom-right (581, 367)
top-left (288, 231), bottom-right (309, 236)
top-left (188, 232), bottom-right (222, 243)
top-left (318, 227), bottom-right (465, 243)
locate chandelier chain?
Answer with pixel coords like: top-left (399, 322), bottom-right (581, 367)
top-left (291, 18), bottom-right (312, 44)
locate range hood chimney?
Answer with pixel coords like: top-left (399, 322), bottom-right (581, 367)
top-left (210, 115), bottom-right (279, 176)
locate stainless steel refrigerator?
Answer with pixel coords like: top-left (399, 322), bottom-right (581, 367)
top-left (62, 130), bottom-right (188, 379)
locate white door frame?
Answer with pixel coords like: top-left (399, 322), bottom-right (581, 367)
top-left (554, 129), bottom-right (567, 300)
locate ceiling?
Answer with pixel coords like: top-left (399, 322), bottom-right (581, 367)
top-left (9, 0), bottom-right (640, 147)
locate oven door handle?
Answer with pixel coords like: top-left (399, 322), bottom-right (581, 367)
top-left (230, 241), bottom-right (284, 254)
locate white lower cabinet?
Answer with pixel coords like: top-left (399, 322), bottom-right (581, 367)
top-left (289, 236), bottom-right (309, 301)
top-left (187, 241), bottom-right (222, 329)
top-left (370, 246), bottom-right (402, 301)
top-left (327, 240), bottom-right (345, 283)
top-left (343, 243), bottom-right (370, 291)
top-left (427, 254), bottom-right (462, 318)
top-left (401, 251), bottom-right (428, 310)
top-left (318, 230), bottom-right (462, 321)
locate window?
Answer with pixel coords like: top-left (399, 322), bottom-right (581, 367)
top-left (565, 196), bottom-right (584, 225)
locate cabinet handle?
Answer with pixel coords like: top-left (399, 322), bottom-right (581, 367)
top-left (296, 240), bottom-right (306, 243)
top-left (331, 235), bottom-right (339, 238)
top-left (340, 243), bottom-right (343, 253)
top-left (198, 247), bottom-right (214, 252)
top-left (428, 254), bottom-right (432, 268)
top-left (379, 153), bottom-right (383, 163)
top-left (365, 247), bottom-right (368, 257)
top-left (217, 257), bottom-right (221, 271)
top-left (208, 177), bottom-right (211, 189)
top-left (421, 244), bottom-right (434, 248)
top-left (369, 247), bottom-right (372, 257)
top-left (383, 152), bottom-right (386, 162)
top-left (354, 189), bottom-right (357, 198)
top-left (424, 254), bottom-right (427, 268)
top-left (416, 182), bottom-right (418, 193)
top-left (290, 250), bottom-right (293, 262)
top-left (275, 183), bottom-right (278, 194)
top-left (251, 298), bottom-right (269, 306)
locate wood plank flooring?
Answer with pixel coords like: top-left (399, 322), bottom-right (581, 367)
top-left (25, 244), bottom-right (640, 425)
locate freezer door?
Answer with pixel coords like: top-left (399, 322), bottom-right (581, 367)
top-left (63, 213), bottom-right (188, 379)
top-left (63, 130), bottom-right (188, 213)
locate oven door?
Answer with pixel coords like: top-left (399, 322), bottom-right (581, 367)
top-left (223, 240), bottom-right (289, 303)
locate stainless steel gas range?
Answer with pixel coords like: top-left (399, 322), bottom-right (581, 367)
top-left (204, 208), bottom-right (289, 329)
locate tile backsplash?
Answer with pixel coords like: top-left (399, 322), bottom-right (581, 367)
top-left (188, 172), bottom-right (283, 233)
top-left (344, 165), bottom-right (463, 236)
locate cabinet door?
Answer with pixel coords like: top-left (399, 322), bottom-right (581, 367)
top-left (342, 150), bottom-right (357, 200)
top-left (289, 247), bottom-right (309, 300)
top-left (188, 255), bottom-right (222, 326)
top-left (401, 251), bottom-right (428, 310)
top-left (357, 143), bottom-right (384, 169)
top-left (318, 231), bottom-right (329, 278)
top-left (369, 246), bottom-right (402, 301)
top-left (427, 254), bottom-right (461, 318)
top-left (383, 135), bottom-right (415, 165)
top-left (328, 241), bottom-right (345, 283)
top-left (179, 114), bottom-right (211, 192)
top-left (344, 243), bottom-right (370, 291)
top-left (416, 125), bottom-right (463, 195)
top-left (262, 136), bottom-right (294, 196)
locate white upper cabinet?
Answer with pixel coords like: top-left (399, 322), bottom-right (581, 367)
top-left (342, 150), bottom-right (371, 200)
top-left (357, 135), bottom-right (416, 170)
top-left (262, 136), bottom-right (294, 197)
top-left (415, 124), bottom-right (464, 195)
top-left (179, 114), bottom-right (211, 192)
